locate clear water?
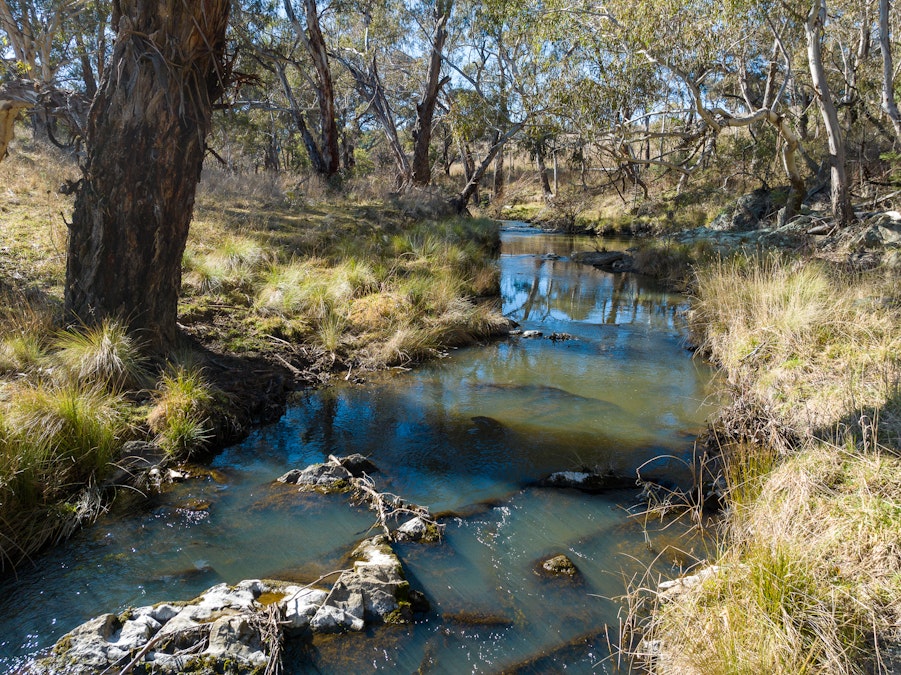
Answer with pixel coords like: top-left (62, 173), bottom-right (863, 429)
top-left (0, 226), bottom-right (717, 673)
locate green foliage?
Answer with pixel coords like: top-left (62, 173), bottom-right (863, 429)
top-left (149, 366), bottom-right (215, 458)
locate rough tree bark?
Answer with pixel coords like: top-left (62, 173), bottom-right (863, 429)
top-left (411, 0), bottom-right (452, 186)
top-left (65, 0), bottom-right (230, 352)
top-left (805, 0), bottom-right (854, 225)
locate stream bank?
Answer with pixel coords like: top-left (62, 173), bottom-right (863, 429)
top-left (4, 226), bottom-right (717, 673)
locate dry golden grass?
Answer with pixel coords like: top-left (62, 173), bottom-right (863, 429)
top-left (637, 252), bottom-right (901, 675)
top-left (183, 165), bottom-right (508, 367)
top-left (0, 141), bottom-right (508, 568)
top-left (642, 442), bottom-right (901, 675)
top-left (690, 254), bottom-right (901, 443)
top-left (0, 138), bottom-right (77, 295)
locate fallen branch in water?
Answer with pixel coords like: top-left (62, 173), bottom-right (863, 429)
top-left (326, 455), bottom-right (444, 541)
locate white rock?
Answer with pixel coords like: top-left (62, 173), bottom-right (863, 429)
top-left (132, 603), bottom-right (181, 624)
top-left (659, 565), bottom-right (721, 599)
top-left (282, 587), bottom-right (328, 631)
top-left (395, 516), bottom-right (430, 542)
top-left (310, 603), bottom-right (365, 633)
top-left (204, 615), bottom-right (267, 666)
top-left (547, 471), bottom-right (591, 485)
top-left (113, 615), bottom-right (161, 650)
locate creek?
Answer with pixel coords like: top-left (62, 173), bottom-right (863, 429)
top-left (0, 225), bottom-right (717, 673)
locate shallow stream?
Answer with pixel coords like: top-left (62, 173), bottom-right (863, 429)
top-left (0, 225), bottom-right (717, 673)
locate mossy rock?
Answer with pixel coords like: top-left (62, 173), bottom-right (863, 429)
top-left (535, 553), bottom-right (579, 578)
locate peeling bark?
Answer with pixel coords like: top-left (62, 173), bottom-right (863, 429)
top-left (806, 0), bottom-right (854, 225)
top-left (284, 0), bottom-right (341, 177)
top-left (880, 0), bottom-right (901, 142)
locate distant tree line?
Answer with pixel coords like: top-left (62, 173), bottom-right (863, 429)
top-left (2, 0), bottom-right (900, 348)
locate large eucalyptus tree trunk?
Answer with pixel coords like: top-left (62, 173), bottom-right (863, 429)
top-left (65, 0), bottom-right (230, 352)
top-left (284, 0), bottom-right (340, 177)
top-left (880, 0), bottom-right (901, 142)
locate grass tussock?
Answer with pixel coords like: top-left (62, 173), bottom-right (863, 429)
top-left (53, 320), bottom-right (148, 391)
top-left (639, 251), bottom-right (901, 675)
top-left (690, 254), bottom-right (901, 441)
top-left (183, 207), bottom-right (507, 367)
top-left (148, 365), bottom-right (216, 457)
top-left (642, 441), bottom-right (901, 675)
top-left (0, 379), bottom-right (128, 566)
top-left (0, 146), bottom-right (508, 568)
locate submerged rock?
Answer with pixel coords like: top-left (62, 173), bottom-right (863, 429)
top-left (537, 553), bottom-right (579, 577)
top-left (548, 332), bottom-right (575, 342)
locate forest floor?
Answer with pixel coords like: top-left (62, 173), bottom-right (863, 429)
top-left (0, 141), bottom-right (510, 569)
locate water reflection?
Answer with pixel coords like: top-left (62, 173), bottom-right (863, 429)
top-left (0, 226), bottom-right (716, 674)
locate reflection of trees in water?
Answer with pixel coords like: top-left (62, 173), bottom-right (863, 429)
top-left (504, 260), bottom-right (684, 327)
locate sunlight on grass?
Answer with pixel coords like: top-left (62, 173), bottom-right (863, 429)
top-left (148, 365), bottom-right (216, 457)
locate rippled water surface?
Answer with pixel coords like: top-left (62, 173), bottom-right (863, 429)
top-left (0, 226), bottom-right (717, 673)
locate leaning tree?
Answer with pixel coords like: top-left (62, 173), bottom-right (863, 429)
top-left (65, 0), bottom-right (230, 351)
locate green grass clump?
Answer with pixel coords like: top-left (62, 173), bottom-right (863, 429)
top-left (0, 332), bottom-right (46, 374)
top-left (183, 234), bottom-right (268, 295)
top-left (52, 320), bottom-right (147, 391)
top-left (690, 254), bottom-right (901, 439)
top-left (148, 366), bottom-right (215, 457)
top-left (0, 382), bottom-right (126, 508)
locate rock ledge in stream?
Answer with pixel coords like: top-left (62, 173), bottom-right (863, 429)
top-left (277, 453), bottom-right (378, 493)
top-left (30, 538), bottom-right (423, 674)
top-left (537, 470), bottom-right (636, 492)
top-left (571, 250), bottom-right (634, 272)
